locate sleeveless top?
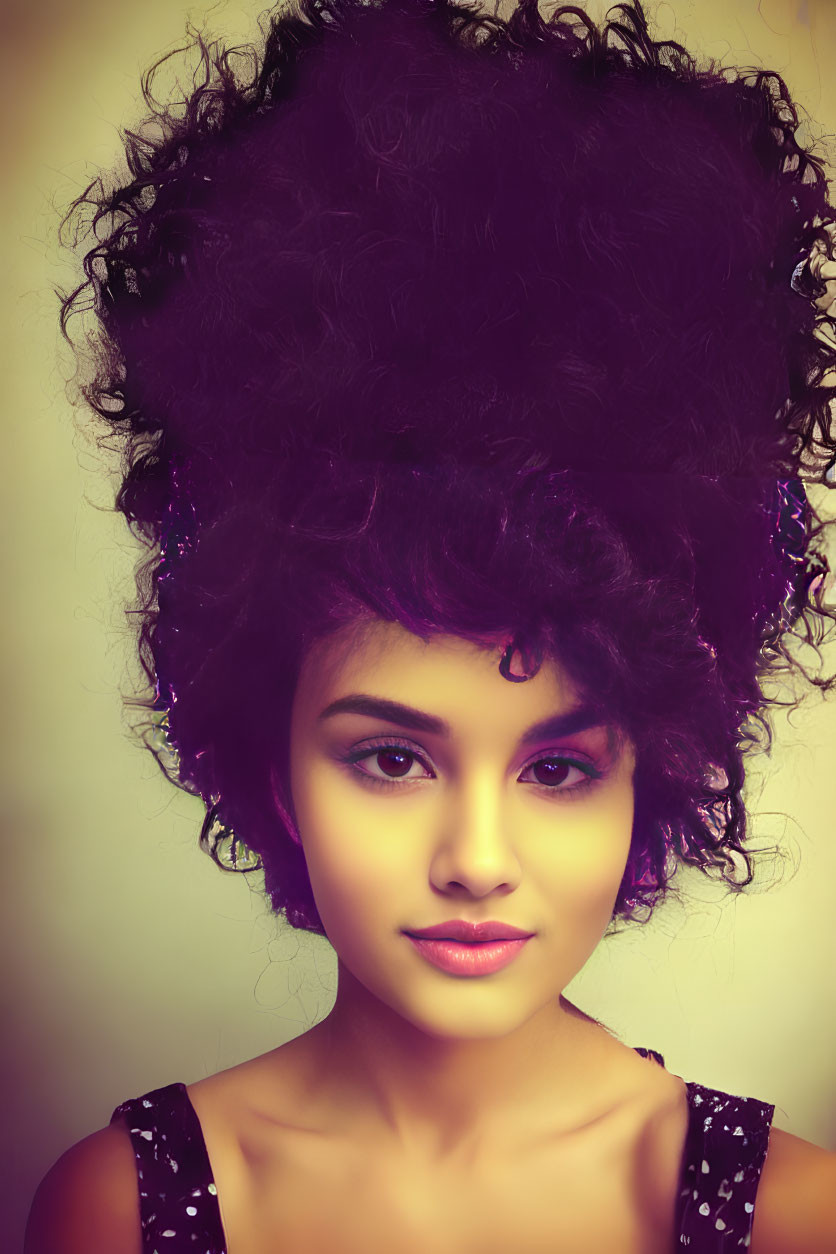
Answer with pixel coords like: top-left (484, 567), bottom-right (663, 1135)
top-left (110, 1046), bottom-right (775, 1252)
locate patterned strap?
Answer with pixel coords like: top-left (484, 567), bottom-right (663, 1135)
top-left (675, 1082), bottom-right (775, 1251)
top-left (633, 1046), bottom-right (775, 1251)
top-left (110, 1081), bottom-right (227, 1253)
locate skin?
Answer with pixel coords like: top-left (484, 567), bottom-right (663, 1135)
top-left (285, 616), bottom-right (640, 1172)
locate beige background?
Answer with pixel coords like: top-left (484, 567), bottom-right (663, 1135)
top-left (3, 0), bottom-right (836, 1248)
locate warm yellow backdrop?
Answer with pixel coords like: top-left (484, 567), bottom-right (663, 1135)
top-left (3, 1), bottom-right (835, 1248)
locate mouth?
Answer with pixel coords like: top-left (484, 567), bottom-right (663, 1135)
top-left (405, 934), bottom-right (516, 944)
top-left (404, 933), bottom-right (531, 976)
top-left (403, 920), bottom-right (535, 944)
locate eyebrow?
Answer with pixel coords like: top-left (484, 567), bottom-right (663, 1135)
top-left (316, 694), bottom-right (610, 745)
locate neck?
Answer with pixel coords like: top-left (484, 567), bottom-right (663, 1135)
top-left (301, 960), bottom-right (623, 1167)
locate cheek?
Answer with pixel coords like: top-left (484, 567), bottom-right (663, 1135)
top-left (533, 792), bottom-right (634, 912)
top-left (291, 760), bottom-right (413, 924)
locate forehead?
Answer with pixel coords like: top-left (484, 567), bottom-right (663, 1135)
top-left (294, 618), bottom-right (583, 714)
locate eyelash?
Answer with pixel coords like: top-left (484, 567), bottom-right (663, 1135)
top-left (338, 737), bottom-right (603, 798)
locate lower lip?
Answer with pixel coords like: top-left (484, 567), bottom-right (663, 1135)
top-left (405, 935), bottom-right (531, 976)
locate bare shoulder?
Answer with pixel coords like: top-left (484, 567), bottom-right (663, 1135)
top-left (751, 1125), bottom-right (836, 1254)
top-left (24, 1120), bottom-right (141, 1254)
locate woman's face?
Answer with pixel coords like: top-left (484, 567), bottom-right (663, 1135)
top-left (288, 618), bottom-right (636, 1040)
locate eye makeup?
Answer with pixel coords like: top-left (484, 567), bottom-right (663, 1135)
top-left (334, 736), bottom-right (607, 799)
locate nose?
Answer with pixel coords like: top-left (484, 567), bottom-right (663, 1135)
top-left (428, 776), bottom-right (523, 899)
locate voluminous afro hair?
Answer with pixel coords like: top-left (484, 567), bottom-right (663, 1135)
top-left (59, 0), bottom-right (836, 934)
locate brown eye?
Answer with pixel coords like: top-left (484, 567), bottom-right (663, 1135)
top-left (375, 749), bottom-right (414, 778)
top-left (518, 756), bottom-right (601, 793)
top-left (343, 742), bottom-right (435, 786)
top-left (530, 759), bottom-right (573, 787)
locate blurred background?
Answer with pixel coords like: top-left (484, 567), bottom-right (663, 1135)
top-left (2, 0), bottom-right (835, 1247)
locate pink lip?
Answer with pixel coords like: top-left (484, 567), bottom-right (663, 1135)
top-left (404, 919), bottom-right (534, 943)
top-left (405, 935), bottom-right (531, 976)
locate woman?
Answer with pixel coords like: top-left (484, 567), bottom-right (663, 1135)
top-left (25, 0), bottom-right (836, 1250)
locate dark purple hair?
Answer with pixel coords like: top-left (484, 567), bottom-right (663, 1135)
top-left (58, 0), bottom-right (836, 934)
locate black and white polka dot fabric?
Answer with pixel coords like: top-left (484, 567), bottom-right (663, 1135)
top-left (111, 1049), bottom-right (774, 1252)
top-left (634, 1047), bottom-right (774, 1250)
top-left (111, 1083), bottom-right (226, 1253)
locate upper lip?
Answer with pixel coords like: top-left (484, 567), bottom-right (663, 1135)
top-left (404, 920), bottom-right (535, 942)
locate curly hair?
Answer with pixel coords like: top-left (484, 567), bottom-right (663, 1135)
top-left (57, 0), bottom-right (836, 936)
